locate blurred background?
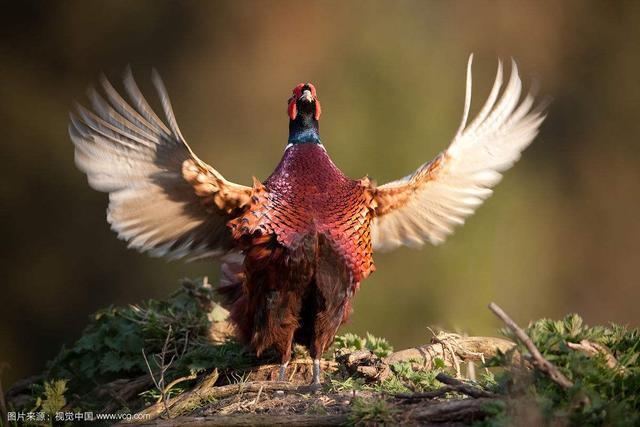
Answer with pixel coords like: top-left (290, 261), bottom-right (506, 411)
top-left (1, 0), bottom-right (639, 388)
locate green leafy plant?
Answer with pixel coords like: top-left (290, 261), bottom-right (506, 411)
top-left (486, 314), bottom-right (640, 426)
top-left (346, 397), bottom-right (398, 426)
top-left (34, 379), bottom-right (68, 415)
top-left (389, 359), bottom-right (445, 392)
top-left (334, 332), bottom-right (393, 358)
top-left (327, 374), bottom-right (367, 392)
top-left (40, 278), bottom-right (251, 412)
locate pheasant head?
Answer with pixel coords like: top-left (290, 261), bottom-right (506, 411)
top-left (288, 83), bottom-right (322, 145)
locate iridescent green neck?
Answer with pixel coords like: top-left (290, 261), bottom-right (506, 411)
top-left (288, 113), bottom-right (320, 145)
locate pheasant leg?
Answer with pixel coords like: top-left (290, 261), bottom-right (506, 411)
top-left (311, 358), bottom-right (321, 386)
top-left (277, 360), bottom-right (289, 381)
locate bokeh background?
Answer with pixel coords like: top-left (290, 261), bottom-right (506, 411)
top-left (1, 1), bottom-right (639, 388)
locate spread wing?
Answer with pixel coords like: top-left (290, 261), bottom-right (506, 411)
top-left (371, 55), bottom-right (546, 251)
top-left (70, 69), bottom-right (252, 260)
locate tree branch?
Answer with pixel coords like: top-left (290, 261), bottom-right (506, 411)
top-left (488, 302), bottom-right (573, 389)
top-left (394, 373), bottom-right (495, 400)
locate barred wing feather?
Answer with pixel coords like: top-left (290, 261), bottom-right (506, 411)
top-left (70, 69), bottom-right (252, 260)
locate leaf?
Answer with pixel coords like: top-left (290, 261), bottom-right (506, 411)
top-left (100, 351), bottom-right (124, 374)
top-left (40, 380), bottom-right (68, 414)
top-left (104, 335), bottom-right (122, 350)
top-left (78, 356), bottom-right (98, 377)
top-left (563, 314), bottom-right (584, 338)
top-left (75, 332), bottom-right (101, 351)
top-left (123, 333), bottom-right (144, 353)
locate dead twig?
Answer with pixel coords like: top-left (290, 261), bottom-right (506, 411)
top-left (131, 369), bottom-right (220, 421)
top-left (194, 381), bottom-right (309, 400)
top-left (428, 328), bottom-right (463, 378)
top-left (132, 376), bottom-right (313, 422)
top-left (142, 326), bottom-right (177, 417)
top-left (567, 340), bottom-right (623, 372)
top-left (253, 384), bottom-right (264, 406)
top-left (161, 373), bottom-right (198, 399)
top-left (394, 387), bottom-right (455, 400)
top-left (435, 372), bottom-right (496, 398)
top-left (488, 302), bottom-right (574, 389)
top-left (394, 373), bottom-right (495, 400)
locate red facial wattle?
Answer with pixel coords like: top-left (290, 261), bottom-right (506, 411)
top-left (288, 83), bottom-right (321, 121)
top-left (288, 97), bottom-right (298, 121)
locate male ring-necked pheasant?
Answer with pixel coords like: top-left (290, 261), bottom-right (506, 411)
top-left (70, 56), bottom-right (545, 384)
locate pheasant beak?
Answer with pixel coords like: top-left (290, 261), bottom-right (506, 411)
top-left (300, 89), bottom-right (313, 103)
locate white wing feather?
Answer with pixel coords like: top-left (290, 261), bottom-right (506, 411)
top-left (371, 55), bottom-right (546, 251)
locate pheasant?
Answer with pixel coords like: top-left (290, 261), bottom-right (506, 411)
top-left (70, 56), bottom-right (545, 385)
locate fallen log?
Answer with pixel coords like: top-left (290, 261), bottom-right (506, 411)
top-left (385, 334), bottom-right (515, 370)
top-left (129, 397), bottom-right (501, 426)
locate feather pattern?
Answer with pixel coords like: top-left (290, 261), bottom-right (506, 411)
top-left (371, 55), bottom-right (546, 251)
top-left (70, 69), bottom-right (252, 260)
